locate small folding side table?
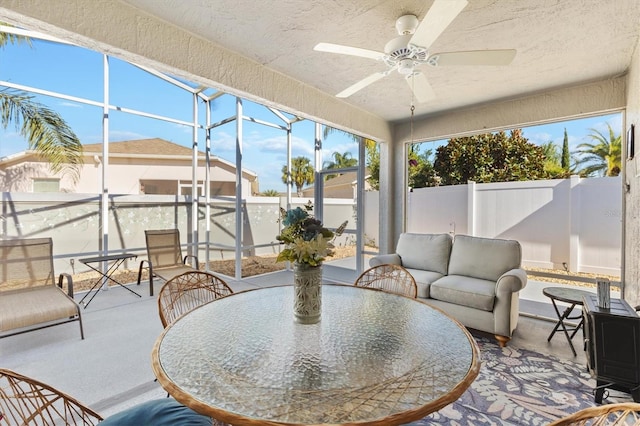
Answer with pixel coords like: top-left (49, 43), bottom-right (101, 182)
top-left (78, 253), bottom-right (140, 308)
top-left (542, 286), bottom-right (595, 356)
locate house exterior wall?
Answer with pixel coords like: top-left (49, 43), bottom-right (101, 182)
top-left (0, 161), bottom-right (77, 193)
top-left (624, 37), bottom-right (640, 305)
top-left (302, 182), bottom-right (353, 199)
top-left (0, 156), bottom-right (253, 197)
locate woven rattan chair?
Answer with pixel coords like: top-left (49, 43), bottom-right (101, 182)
top-left (137, 229), bottom-right (199, 296)
top-left (354, 264), bottom-right (418, 298)
top-left (0, 368), bottom-right (221, 425)
top-left (158, 271), bottom-right (234, 328)
top-left (548, 402), bottom-right (640, 425)
top-left (0, 368), bottom-right (103, 425)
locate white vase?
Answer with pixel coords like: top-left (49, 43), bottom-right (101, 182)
top-left (293, 263), bottom-right (322, 324)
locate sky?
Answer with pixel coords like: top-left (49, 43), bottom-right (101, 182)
top-left (0, 35), bottom-right (622, 192)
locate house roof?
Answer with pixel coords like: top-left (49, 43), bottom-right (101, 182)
top-left (83, 138), bottom-right (197, 156)
top-left (304, 169), bottom-right (372, 191)
top-left (323, 172), bottom-right (359, 188)
top-left (0, 138), bottom-right (258, 180)
top-left (83, 138), bottom-right (257, 178)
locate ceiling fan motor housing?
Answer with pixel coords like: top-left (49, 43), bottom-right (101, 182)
top-left (395, 14), bottom-right (419, 35)
top-left (384, 34), bottom-right (428, 71)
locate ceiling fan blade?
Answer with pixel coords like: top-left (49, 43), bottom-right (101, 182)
top-left (336, 71), bottom-right (388, 98)
top-left (406, 72), bottom-right (436, 103)
top-left (409, 0), bottom-right (468, 49)
top-left (314, 42), bottom-right (383, 60)
top-left (428, 49), bottom-right (517, 66)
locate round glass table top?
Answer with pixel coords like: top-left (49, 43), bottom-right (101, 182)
top-left (152, 284), bottom-right (480, 426)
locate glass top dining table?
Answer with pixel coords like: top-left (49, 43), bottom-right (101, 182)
top-left (151, 284), bottom-right (480, 426)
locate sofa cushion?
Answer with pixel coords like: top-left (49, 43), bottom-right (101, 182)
top-left (430, 275), bottom-right (496, 311)
top-left (396, 233), bottom-right (452, 275)
top-left (100, 398), bottom-right (212, 426)
top-left (405, 268), bottom-right (443, 298)
top-left (448, 235), bottom-right (521, 282)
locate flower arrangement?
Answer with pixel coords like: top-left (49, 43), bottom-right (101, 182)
top-left (276, 202), bottom-right (347, 266)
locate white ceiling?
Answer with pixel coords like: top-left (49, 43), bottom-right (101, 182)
top-left (118, 0), bottom-right (640, 124)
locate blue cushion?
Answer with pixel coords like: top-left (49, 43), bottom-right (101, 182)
top-left (100, 398), bottom-right (212, 425)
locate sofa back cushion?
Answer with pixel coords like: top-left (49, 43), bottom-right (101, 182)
top-left (396, 233), bottom-right (452, 275)
top-left (448, 235), bottom-right (521, 281)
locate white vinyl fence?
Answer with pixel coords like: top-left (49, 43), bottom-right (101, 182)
top-left (0, 193), bottom-right (357, 277)
top-left (1, 176), bottom-right (622, 277)
top-left (405, 176), bottom-right (622, 276)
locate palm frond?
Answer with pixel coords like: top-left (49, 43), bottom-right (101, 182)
top-left (0, 90), bottom-right (83, 182)
top-left (0, 22), bottom-right (32, 48)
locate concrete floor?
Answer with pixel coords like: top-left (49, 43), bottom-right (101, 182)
top-left (0, 260), bottom-right (610, 419)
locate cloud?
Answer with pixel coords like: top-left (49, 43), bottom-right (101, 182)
top-left (211, 131), bottom-right (236, 152)
top-left (253, 165), bottom-right (285, 192)
top-left (526, 132), bottom-right (554, 145)
top-left (215, 129), bottom-right (315, 157)
top-left (589, 115), bottom-right (623, 134)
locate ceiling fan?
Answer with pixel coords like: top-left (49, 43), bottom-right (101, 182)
top-left (314, 0), bottom-right (516, 103)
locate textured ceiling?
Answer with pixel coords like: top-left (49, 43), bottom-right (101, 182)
top-left (119, 0), bottom-right (639, 123)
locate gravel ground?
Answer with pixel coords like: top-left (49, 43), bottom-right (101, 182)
top-left (70, 247), bottom-right (620, 292)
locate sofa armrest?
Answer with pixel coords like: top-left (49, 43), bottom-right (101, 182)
top-left (496, 268), bottom-right (527, 294)
top-left (369, 254), bottom-right (402, 267)
top-left (493, 268), bottom-right (528, 338)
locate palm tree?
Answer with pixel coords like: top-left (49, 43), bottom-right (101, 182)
top-left (573, 123), bottom-right (621, 177)
top-left (323, 151), bottom-right (357, 170)
top-left (281, 156), bottom-right (314, 196)
top-left (322, 126), bottom-right (376, 158)
top-left (540, 140), bottom-right (570, 179)
top-left (260, 189), bottom-right (280, 197)
top-left (322, 125), bottom-right (379, 186)
top-left (323, 151), bottom-right (357, 180)
top-left (0, 24), bottom-right (83, 181)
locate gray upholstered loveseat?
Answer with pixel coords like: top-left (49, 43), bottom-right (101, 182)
top-left (369, 233), bottom-right (527, 346)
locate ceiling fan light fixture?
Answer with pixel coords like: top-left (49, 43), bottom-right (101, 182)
top-left (398, 59), bottom-right (414, 75)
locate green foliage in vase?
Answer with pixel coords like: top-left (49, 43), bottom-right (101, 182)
top-left (276, 202), bottom-right (347, 266)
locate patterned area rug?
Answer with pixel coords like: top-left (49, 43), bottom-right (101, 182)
top-left (409, 335), bottom-right (630, 426)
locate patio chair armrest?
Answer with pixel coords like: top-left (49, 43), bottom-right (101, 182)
top-left (138, 259), bottom-right (152, 283)
top-left (57, 273), bottom-right (74, 298)
top-left (184, 254), bottom-right (199, 269)
top-left (138, 259), bottom-right (155, 296)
